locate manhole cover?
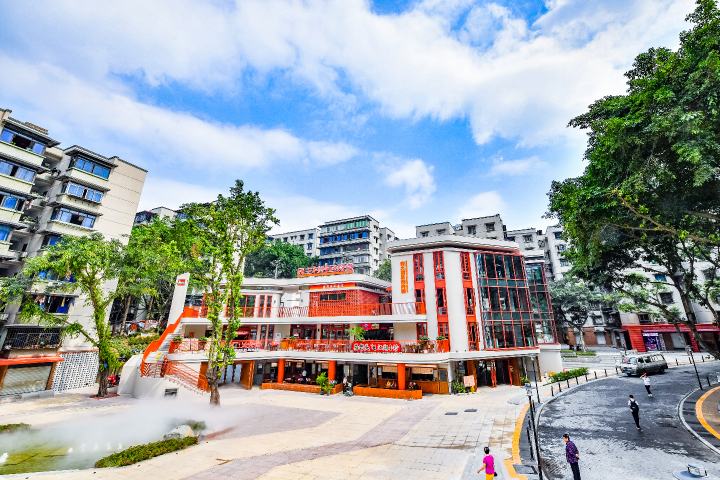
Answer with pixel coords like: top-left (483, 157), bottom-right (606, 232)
top-left (465, 409), bottom-right (477, 412)
top-left (446, 412), bottom-right (458, 415)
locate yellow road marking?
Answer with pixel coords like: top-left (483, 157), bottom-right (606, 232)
top-left (504, 402), bottom-right (530, 480)
top-left (696, 386), bottom-right (720, 442)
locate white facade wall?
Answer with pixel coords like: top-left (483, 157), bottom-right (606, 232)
top-left (443, 250), bottom-right (469, 353)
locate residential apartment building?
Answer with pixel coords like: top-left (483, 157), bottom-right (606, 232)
top-left (270, 228), bottom-right (320, 258)
top-left (416, 215), bottom-right (504, 240)
top-left (134, 206), bottom-right (177, 226)
top-left (317, 215), bottom-right (395, 275)
top-left (0, 108), bottom-right (147, 398)
top-left (120, 232), bottom-right (562, 400)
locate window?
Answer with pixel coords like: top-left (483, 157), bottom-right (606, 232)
top-left (703, 269), bottom-right (716, 281)
top-left (659, 292), bottom-right (674, 304)
top-left (523, 235), bottom-right (533, 243)
top-left (433, 251), bottom-right (444, 280)
top-left (654, 274), bottom-right (667, 282)
top-left (307, 243), bottom-right (313, 250)
top-left (319, 293), bottom-right (347, 301)
top-left (0, 192), bottom-right (24, 211)
top-left (436, 288), bottom-right (447, 316)
top-left (62, 182), bottom-right (103, 202)
top-left (51, 207), bottom-right (96, 228)
top-left (557, 244), bottom-right (567, 252)
top-left (485, 223), bottom-right (495, 232)
top-left (638, 313), bottom-right (651, 325)
top-left (467, 225), bottom-right (476, 235)
top-left (554, 231), bottom-right (562, 239)
top-left (465, 287), bottom-right (475, 315)
top-left (420, 231), bottom-right (428, 237)
top-left (413, 253), bottom-right (424, 281)
top-left (70, 157), bottom-right (111, 179)
top-left (0, 225), bottom-right (12, 242)
top-left (560, 259), bottom-right (570, 267)
top-left (42, 234), bottom-right (62, 247)
top-left (506, 236), bottom-right (515, 242)
top-left (299, 234), bottom-right (305, 240)
top-left (437, 229), bottom-right (446, 235)
top-left (0, 160), bottom-right (35, 182)
top-left (283, 237), bottom-right (288, 242)
top-left (0, 129), bottom-right (46, 154)
top-left (460, 252), bottom-right (471, 280)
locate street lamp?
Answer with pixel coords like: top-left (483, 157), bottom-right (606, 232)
top-left (524, 385), bottom-right (543, 480)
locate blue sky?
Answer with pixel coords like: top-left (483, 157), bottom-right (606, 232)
top-left (0, 0), bottom-right (696, 238)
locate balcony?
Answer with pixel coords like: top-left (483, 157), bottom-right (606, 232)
top-left (169, 338), bottom-right (450, 355)
top-left (0, 206), bottom-right (22, 225)
top-left (65, 168), bottom-right (110, 188)
top-left (0, 173), bottom-right (33, 194)
top-left (54, 194), bottom-right (102, 212)
top-left (188, 302), bottom-right (426, 321)
top-left (45, 219), bottom-right (94, 236)
top-left (1, 327), bottom-right (63, 350)
top-left (0, 140), bottom-right (45, 168)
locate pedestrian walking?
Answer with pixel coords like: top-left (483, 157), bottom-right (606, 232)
top-left (641, 373), bottom-right (652, 397)
top-left (476, 446), bottom-right (496, 479)
top-left (342, 375), bottom-right (348, 393)
top-left (563, 434), bottom-right (581, 480)
top-left (628, 395), bottom-right (641, 429)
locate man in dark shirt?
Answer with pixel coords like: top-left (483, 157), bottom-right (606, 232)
top-left (563, 434), bottom-right (581, 480)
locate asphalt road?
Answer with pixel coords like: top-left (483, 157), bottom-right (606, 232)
top-left (537, 361), bottom-right (720, 480)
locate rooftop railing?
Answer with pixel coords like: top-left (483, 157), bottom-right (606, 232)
top-left (169, 338), bottom-right (449, 355)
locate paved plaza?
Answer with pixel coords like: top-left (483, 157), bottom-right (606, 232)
top-left (0, 384), bottom-right (527, 479)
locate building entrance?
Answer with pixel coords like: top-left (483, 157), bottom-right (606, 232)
top-left (352, 364), bottom-right (368, 386)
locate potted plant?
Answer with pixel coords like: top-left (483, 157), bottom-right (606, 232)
top-left (419, 335), bottom-right (429, 350)
top-left (349, 326), bottom-right (366, 341)
top-left (520, 376), bottom-right (531, 386)
top-left (315, 372), bottom-right (333, 395)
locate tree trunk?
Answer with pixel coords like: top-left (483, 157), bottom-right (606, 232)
top-left (120, 295), bottom-right (132, 335)
top-left (97, 363), bottom-right (109, 397)
top-left (207, 366), bottom-right (220, 405)
top-left (577, 328), bottom-right (587, 352)
top-left (678, 291), bottom-right (720, 359)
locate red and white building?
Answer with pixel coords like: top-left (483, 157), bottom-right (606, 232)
top-left (122, 235), bottom-right (562, 399)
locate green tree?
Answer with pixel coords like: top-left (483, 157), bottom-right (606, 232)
top-left (548, 277), bottom-right (609, 352)
top-left (245, 241), bottom-right (316, 278)
top-left (373, 259), bottom-right (392, 282)
top-left (181, 180), bottom-right (278, 405)
top-left (13, 233), bottom-right (170, 397)
top-left (547, 0), bottom-right (720, 357)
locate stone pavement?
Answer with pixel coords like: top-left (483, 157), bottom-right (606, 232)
top-left (0, 384), bottom-right (527, 480)
top-left (535, 361), bottom-right (720, 480)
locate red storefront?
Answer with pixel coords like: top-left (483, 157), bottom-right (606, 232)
top-left (622, 324), bottom-right (720, 353)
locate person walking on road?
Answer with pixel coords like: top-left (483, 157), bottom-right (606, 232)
top-left (476, 446), bottom-right (495, 479)
top-left (628, 395), bottom-right (641, 429)
top-left (563, 434), bottom-right (581, 480)
top-left (642, 373), bottom-right (653, 397)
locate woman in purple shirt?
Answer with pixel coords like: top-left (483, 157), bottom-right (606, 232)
top-left (476, 446), bottom-right (495, 479)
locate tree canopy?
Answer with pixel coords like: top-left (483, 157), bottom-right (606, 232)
top-left (548, 277), bottom-right (609, 352)
top-left (373, 259), bottom-right (392, 282)
top-left (245, 241), bottom-right (316, 278)
top-left (546, 0), bottom-right (720, 356)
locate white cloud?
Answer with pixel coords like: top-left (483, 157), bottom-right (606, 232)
top-left (138, 177), bottom-right (223, 212)
top-left (0, 0), bottom-right (695, 146)
top-left (0, 56), bottom-right (357, 170)
top-left (383, 159), bottom-right (436, 209)
top-left (457, 191), bottom-right (507, 220)
top-left (488, 156), bottom-right (548, 176)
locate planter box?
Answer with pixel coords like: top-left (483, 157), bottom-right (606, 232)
top-left (261, 383), bottom-right (342, 395)
top-left (353, 386), bottom-right (422, 400)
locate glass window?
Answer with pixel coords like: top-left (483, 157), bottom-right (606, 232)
top-left (484, 254), bottom-right (495, 278)
top-left (475, 253), bottom-right (486, 277)
top-left (494, 255), bottom-right (505, 278)
top-left (15, 167), bottom-right (35, 182)
top-left (0, 130), bottom-right (12, 144)
top-left (42, 234), bottom-right (62, 247)
top-left (2, 196), bottom-right (18, 210)
top-left (71, 158), bottom-right (111, 179)
top-left (0, 225), bottom-right (11, 241)
top-left (504, 256), bottom-right (514, 279)
top-left (51, 207), bottom-right (96, 228)
top-left (654, 274), bottom-right (666, 282)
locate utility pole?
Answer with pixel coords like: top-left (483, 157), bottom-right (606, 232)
top-left (687, 345), bottom-right (703, 390)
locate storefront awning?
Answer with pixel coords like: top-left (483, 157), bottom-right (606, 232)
top-left (0, 356), bottom-right (65, 365)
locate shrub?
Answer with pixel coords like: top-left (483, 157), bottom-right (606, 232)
top-left (520, 376), bottom-right (530, 384)
top-left (451, 380), bottom-right (466, 393)
top-left (548, 368), bottom-right (589, 384)
top-left (577, 351), bottom-right (596, 356)
top-left (94, 436), bottom-right (198, 468)
top-left (187, 420), bottom-right (206, 431)
top-left (0, 423), bottom-right (30, 434)
top-left (315, 372), bottom-right (333, 393)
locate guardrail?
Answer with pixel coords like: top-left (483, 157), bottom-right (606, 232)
top-left (169, 338), bottom-right (450, 355)
top-left (186, 302), bottom-right (427, 319)
top-left (140, 360), bottom-right (209, 394)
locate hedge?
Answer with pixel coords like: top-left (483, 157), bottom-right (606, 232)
top-left (548, 368), bottom-right (589, 384)
top-left (94, 436), bottom-right (198, 468)
top-left (0, 423), bottom-right (30, 434)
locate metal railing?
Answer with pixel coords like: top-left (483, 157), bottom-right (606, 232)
top-left (188, 302), bottom-right (427, 319)
top-left (169, 338), bottom-right (450, 355)
top-left (2, 327), bottom-right (62, 350)
top-left (141, 360), bottom-right (209, 394)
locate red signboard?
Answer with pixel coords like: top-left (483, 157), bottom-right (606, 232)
top-left (351, 341), bottom-right (402, 353)
top-left (298, 264), bottom-right (354, 277)
top-left (309, 283), bottom-right (356, 290)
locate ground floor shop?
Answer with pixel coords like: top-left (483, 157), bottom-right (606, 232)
top-left (609, 325), bottom-right (720, 353)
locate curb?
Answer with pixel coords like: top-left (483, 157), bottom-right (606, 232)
top-left (678, 387), bottom-right (720, 457)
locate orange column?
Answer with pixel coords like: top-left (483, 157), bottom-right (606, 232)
top-left (398, 363), bottom-right (406, 390)
top-left (277, 359), bottom-right (285, 383)
top-left (328, 361), bottom-right (336, 383)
